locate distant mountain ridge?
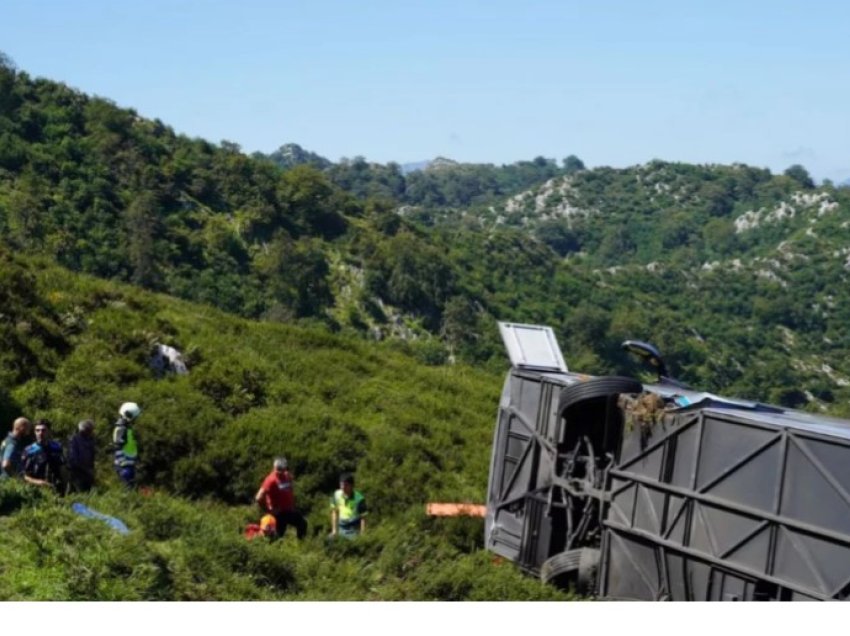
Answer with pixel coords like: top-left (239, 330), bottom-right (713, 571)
top-left (257, 144), bottom-right (573, 208)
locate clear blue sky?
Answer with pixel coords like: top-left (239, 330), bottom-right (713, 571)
top-left (4, 0), bottom-right (850, 181)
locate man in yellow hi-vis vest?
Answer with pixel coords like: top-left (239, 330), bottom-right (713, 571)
top-left (330, 472), bottom-right (367, 538)
top-left (113, 402), bottom-right (141, 488)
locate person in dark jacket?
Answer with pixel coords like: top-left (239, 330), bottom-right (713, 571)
top-left (22, 419), bottom-right (66, 493)
top-left (68, 419), bottom-right (96, 492)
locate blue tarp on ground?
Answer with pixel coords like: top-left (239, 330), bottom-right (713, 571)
top-left (71, 502), bottom-right (130, 535)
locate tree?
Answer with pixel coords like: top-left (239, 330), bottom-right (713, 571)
top-left (5, 173), bottom-right (48, 248)
top-left (701, 179), bottom-right (736, 217)
top-left (535, 219), bottom-right (581, 256)
top-left (597, 225), bottom-right (636, 264)
top-left (783, 164), bottom-right (815, 189)
top-left (219, 140), bottom-right (241, 154)
top-left (659, 211), bottom-right (698, 250)
top-left (440, 296), bottom-right (479, 355)
top-left (277, 165), bottom-right (347, 239)
top-left (254, 235), bottom-right (332, 318)
top-left (702, 218), bottom-right (738, 256)
top-left (124, 192), bottom-right (162, 288)
top-left (367, 199), bottom-right (403, 236)
top-left (374, 233), bottom-right (455, 329)
top-left (0, 51), bottom-right (18, 116)
top-left (0, 51), bottom-right (15, 70)
top-left (562, 155), bottom-right (586, 175)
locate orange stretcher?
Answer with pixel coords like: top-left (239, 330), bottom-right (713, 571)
top-left (426, 503), bottom-right (486, 517)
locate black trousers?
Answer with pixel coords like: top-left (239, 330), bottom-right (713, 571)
top-left (69, 468), bottom-right (94, 493)
top-left (273, 510), bottom-right (308, 539)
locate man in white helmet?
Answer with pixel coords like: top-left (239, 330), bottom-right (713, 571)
top-left (113, 402), bottom-right (141, 488)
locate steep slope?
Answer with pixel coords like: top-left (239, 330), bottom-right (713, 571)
top-left (0, 59), bottom-right (544, 352)
top-left (0, 249), bottom-right (570, 600)
top-left (477, 164), bottom-right (850, 410)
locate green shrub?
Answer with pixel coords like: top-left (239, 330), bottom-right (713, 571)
top-left (189, 353), bottom-right (272, 415)
top-left (0, 479), bottom-right (44, 515)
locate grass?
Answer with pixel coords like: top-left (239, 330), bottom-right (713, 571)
top-left (0, 481), bottom-right (571, 601)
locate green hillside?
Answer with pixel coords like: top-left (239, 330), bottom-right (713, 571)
top-left (0, 249), bottom-right (567, 600)
top-left (6, 54), bottom-right (850, 418)
top-left (470, 162), bottom-right (850, 411)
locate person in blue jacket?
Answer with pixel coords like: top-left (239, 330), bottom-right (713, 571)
top-left (22, 419), bottom-right (66, 493)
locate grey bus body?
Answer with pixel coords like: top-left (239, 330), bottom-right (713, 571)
top-left (485, 322), bottom-right (850, 601)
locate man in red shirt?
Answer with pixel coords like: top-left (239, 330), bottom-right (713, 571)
top-left (254, 457), bottom-right (307, 540)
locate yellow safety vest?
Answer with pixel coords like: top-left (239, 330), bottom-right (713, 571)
top-left (114, 425), bottom-right (138, 466)
top-left (331, 489), bottom-right (366, 528)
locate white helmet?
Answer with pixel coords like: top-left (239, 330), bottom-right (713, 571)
top-left (119, 402), bottom-right (142, 421)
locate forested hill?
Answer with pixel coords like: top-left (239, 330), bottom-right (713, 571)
top-left (4, 55), bottom-right (850, 414)
top-left (257, 142), bottom-right (583, 207)
top-left (0, 57), bottom-right (551, 345)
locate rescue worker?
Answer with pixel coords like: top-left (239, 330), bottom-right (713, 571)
top-left (260, 514), bottom-right (278, 538)
top-left (22, 419), bottom-right (66, 492)
top-left (255, 457), bottom-right (307, 540)
top-left (68, 419), bottom-right (96, 492)
top-left (244, 514), bottom-right (278, 541)
top-left (1, 417), bottom-right (31, 479)
top-left (330, 472), bottom-right (367, 538)
top-left (113, 402), bottom-right (141, 488)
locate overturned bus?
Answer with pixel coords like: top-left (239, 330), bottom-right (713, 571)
top-left (485, 322), bottom-right (850, 601)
